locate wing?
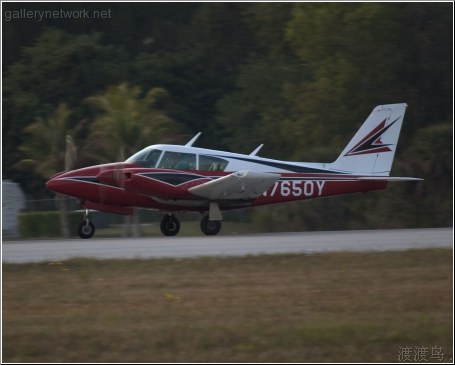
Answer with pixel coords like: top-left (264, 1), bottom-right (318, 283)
top-left (188, 171), bottom-right (279, 200)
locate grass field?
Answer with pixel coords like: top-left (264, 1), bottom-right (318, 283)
top-left (3, 249), bottom-right (453, 362)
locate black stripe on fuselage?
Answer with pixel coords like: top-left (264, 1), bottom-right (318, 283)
top-left (215, 155), bottom-right (344, 174)
top-left (69, 176), bottom-right (99, 183)
top-left (139, 173), bottom-right (208, 186)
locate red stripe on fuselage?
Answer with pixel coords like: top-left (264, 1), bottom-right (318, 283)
top-left (46, 164), bottom-right (387, 213)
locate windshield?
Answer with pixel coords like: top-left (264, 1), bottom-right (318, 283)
top-left (126, 148), bottom-right (162, 167)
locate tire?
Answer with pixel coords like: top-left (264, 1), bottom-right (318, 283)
top-left (160, 214), bottom-right (180, 236)
top-left (77, 220), bottom-right (95, 239)
top-left (200, 215), bottom-right (222, 236)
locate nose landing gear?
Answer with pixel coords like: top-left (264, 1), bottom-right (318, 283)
top-left (77, 209), bottom-right (95, 239)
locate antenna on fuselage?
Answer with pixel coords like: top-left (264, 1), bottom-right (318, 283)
top-left (185, 132), bottom-right (202, 147)
top-left (249, 144), bottom-right (264, 156)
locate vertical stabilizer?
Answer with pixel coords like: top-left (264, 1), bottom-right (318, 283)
top-left (329, 103), bottom-right (407, 175)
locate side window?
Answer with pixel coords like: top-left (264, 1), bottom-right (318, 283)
top-left (199, 155), bottom-right (229, 171)
top-left (158, 152), bottom-right (196, 170)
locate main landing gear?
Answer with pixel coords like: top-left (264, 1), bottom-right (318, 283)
top-left (200, 215), bottom-right (222, 236)
top-left (160, 214), bottom-right (181, 236)
top-left (77, 209), bottom-right (95, 239)
top-left (159, 214), bottom-right (222, 236)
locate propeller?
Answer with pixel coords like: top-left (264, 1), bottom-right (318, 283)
top-left (64, 135), bottom-right (77, 171)
top-left (55, 134), bottom-right (77, 206)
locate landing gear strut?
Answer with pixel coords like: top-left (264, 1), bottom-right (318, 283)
top-left (200, 215), bottom-right (222, 236)
top-left (77, 209), bottom-right (95, 239)
top-left (160, 214), bottom-right (180, 236)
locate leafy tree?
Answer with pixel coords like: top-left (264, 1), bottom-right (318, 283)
top-left (17, 103), bottom-right (79, 237)
top-left (214, 4), bottom-right (305, 158)
top-left (216, 56), bottom-right (304, 158)
top-left (84, 83), bottom-right (180, 163)
top-left (248, 3), bottom-right (452, 230)
top-left (286, 4), bottom-right (406, 159)
top-left (240, 2), bottom-right (295, 57)
top-left (133, 51), bottom-right (226, 145)
top-left (133, 3), bottom-right (255, 149)
top-left (286, 2), bottom-right (452, 159)
top-left (3, 28), bottom-right (129, 182)
top-left (381, 121), bottom-right (453, 227)
top-left (18, 104), bottom-right (75, 178)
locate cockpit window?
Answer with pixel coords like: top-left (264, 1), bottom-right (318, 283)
top-left (199, 155), bottom-right (228, 171)
top-left (158, 152), bottom-right (196, 170)
top-left (126, 149), bottom-right (162, 167)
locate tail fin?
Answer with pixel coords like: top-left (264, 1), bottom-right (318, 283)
top-left (329, 103), bottom-right (407, 175)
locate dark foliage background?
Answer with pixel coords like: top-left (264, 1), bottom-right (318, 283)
top-left (2, 2), bottom-right (452, 230)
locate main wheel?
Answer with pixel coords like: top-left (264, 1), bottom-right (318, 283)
top-left (77, 220), bottom-right (95, 239)
top-left (160, 214), bottom-right (180, 236)
top-left (200, 215), bottom-right (222, 236)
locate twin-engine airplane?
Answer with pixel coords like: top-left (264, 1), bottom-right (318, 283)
top-left (46, 103), bottom-right (421, 238)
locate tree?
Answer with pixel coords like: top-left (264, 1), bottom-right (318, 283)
top-left (286, 2), bottom-right (452, 159)
top-left (250, 3), bottom-right (452, 231)
top-left (84, 83), bottom-right (180, 162)
top-left (3, 28), bottom-right (129, 187)
top-left (17, 103), bottom-right (79, 237)
top-left (216, 55), bottom-right (304, 159)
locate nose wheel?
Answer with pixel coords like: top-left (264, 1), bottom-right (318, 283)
top-left (77, 209), bottom-right (95, 239)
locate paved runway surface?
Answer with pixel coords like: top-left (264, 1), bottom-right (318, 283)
top-left (2, 228), bottom-right (452, 263)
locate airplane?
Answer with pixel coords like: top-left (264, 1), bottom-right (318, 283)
top-left (46, 103), bottom-right (421, 238)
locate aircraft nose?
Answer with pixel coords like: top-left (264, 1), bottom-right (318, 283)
top-left (46, 171), bottom-right (69, 194)
top-left (46, 176), bottom-right (60, 193)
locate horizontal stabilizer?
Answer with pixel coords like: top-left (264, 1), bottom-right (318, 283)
top-left (188, 171), bottom-right (279, 200)
top-left (355, 176), bottom-right (423, 181)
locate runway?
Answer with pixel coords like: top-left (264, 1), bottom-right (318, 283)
top-left (2, 228), bottom-right (452, 264)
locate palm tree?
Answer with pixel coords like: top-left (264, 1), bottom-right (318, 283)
top-left (85, 83), bottom-right (181, 236)
top-left (85, 83), bottom-right (179, 163)
top-left (18, 103), bottom-right (78, 237)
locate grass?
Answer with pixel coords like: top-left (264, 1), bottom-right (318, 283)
top-left (2, 249), bottom-right (453, 362)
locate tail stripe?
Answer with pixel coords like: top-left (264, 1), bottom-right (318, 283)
top-left (345, 117), bottom-right (400, 156)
